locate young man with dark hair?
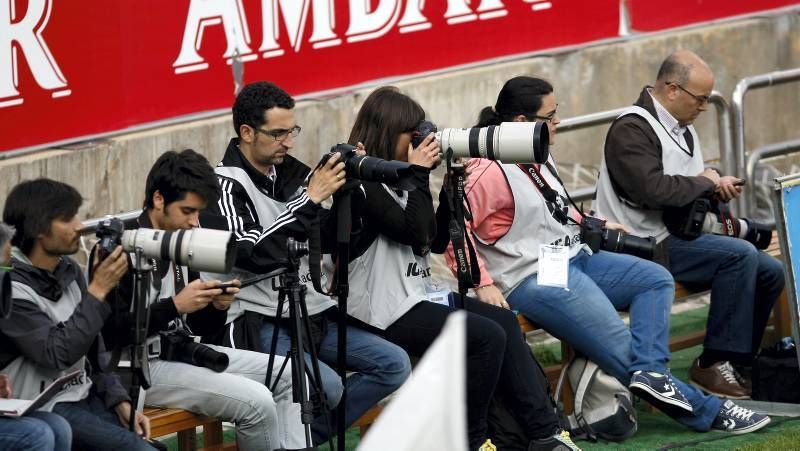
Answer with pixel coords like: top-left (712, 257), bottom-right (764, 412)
top-left (203, 81), bottom-right (412, 442)
top-left (0, 220), bottom-right (73, 451)
top-left (107, 149), bottom-right (304, 451)
top-left (0, 178), bottom-right (156, 451)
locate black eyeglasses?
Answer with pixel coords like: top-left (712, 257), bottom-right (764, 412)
top-left (252, 125), bottom-right (302, 142)
top-left (666, 82), bottom-right (710, 104)
top-left (531, 104), bottom-right (559, 123)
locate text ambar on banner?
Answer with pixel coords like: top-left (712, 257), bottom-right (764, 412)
top-left (0, 0), bottom-right (796, 153)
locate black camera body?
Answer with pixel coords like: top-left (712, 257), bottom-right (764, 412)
top-left (581, 216), bottom-right (656, 260)
top-left (663, 198), bottom-right (772, 250)
top-left (323, 143), bottom-right (416, 191)
top-left (159, 328), bottom-right (229, 373)
top-left (96, 217), bottom-right (125, 260)
top-left (412, 120), bottom-right (438, 148)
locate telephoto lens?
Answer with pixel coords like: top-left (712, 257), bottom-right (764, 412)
top-left (411, 120), bottom-right (550, 164)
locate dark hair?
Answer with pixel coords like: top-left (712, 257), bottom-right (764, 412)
top-left (348, 86), bottom-right (426, 160)
top-left (656, 55), bottom-right (691, 85)
top-left (2, 179), bottom-right (83, 254)
top-left (144, 149), bottom-right (220, 209)
top-left (233, 81), bottom-right (295, 137)
top-left (477, 76), bottom-right (554, 126)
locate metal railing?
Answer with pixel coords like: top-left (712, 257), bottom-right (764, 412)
top-left (556, 90), bottom-right (731, 204)
top-left (745, 138), bottom-right (800, 227)
top-left (731, 67), bottom-right (800, 215)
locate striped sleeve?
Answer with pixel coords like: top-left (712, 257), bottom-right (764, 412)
top-left (207, 175), bottom-right (320, 273)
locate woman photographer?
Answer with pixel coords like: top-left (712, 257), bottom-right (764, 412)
top-left (453, 76), bottom-right (767, 433)
top-left (342, 86), bottom-right (576, 451)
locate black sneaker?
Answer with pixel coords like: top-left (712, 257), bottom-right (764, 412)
top-left (629, 370), bottom-right (693, 413)
top-left (528, 430), bottom-right (581, 451)
top-left (712, 400), bottom-right (771, 434)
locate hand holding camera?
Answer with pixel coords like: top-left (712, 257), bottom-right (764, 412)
top-left (408, 133), bottom-right (441, 169)
top-left (308, 151), bottom-right (347, 204)
top-left (173, 279), bottom-right (229, 314)
top-left (88, 245), bottom-right (128, 301)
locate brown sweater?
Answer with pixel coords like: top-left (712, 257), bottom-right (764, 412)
top-left (603, 87), bottom-right (715, 210)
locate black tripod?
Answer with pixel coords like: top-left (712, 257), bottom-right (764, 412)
top-left (265, 238), bottom-right (331, 450)
top-left (126, 248), bottom-right (153, 433)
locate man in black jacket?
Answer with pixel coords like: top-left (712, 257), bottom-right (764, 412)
top-left (595, 50), bottom-right (784, 401)
top-left (202, 81), bottom-right (411, 442)
top-left (107, 149), bottom-right (304, 451)
top-left (0, 178), bottom-right (155, 450)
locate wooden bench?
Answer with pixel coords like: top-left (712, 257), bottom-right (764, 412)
top-left (144, 407), bottom-right (235, 451)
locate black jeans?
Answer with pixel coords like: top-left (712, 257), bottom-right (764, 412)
top-left (383, 294), bottom-right (559, 449)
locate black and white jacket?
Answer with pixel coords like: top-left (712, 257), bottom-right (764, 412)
top-left (201, 139), bottom-right (338, 321)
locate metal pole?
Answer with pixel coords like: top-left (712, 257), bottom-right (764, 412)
top-left (731, 67), bottom-right (800, 216)
top-left (745, 139), bottom-right (800, 225)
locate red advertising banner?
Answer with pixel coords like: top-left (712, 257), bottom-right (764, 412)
top-left (1, 0), bottom-right (796, 153)
top-left (627, 0), bottom-right (799, 32)
top-left (2, 0), bottom-right (620, 153)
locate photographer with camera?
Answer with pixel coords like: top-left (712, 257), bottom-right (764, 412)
top-left (342, 86), bottom-right (576, 451)
top-left (104, 149), bottom-right (304, 451)
top-left (202, 81), bottom-right (411, 442)
top-left (452, 76), bottom-right (769, 434)
top-left (595, 51), bottom-right (784, 400)
top-left (0, 221), bottom-right (73, 451)
top-left (0, 179), bottom-right (156, 450)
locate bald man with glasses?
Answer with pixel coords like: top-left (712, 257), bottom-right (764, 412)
top-left (595, 51), bottom-right (784, 407)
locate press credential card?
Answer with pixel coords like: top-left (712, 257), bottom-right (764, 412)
top-left (537, 244), bottom-right (569, 288)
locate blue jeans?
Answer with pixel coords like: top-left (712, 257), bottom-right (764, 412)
top-left (666, 234), bottom-right (784, 361)
top-left (506, 250), bottom-right (722, 431)
top-left (259, 316), bottom-right (411, 442)
top-left (0, 411), bottom-right (71, 451)
top-left (52, 393), bottom-right (156, 451)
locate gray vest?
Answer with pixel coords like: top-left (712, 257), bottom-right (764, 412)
top-left (3, 278), bottom-right (92, 410)
top-left (475, 162), bottom-right (587, 295)
top-left (595, 106), bottom-right (705, 243)
top-left (341, 186), bottom-right (430, 330)
top-left (209, 166), bottom-right (335, 322)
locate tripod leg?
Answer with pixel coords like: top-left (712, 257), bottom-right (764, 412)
top-left (298, 293), bottom-right (330, 413)
top-left (287, 285), bottom-right (314, 446)
top-left (266, 292), bottom-right (286, 387)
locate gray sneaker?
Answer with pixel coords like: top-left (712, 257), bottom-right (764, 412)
top-left (712, 400), bottom-right (771, 434)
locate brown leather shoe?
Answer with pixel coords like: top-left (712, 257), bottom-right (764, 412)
top-left (688, 359), bottom-right (750, 399)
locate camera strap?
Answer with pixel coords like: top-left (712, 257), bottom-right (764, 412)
top-left (173, 264), bottom-right (186, 293)
top-left (714, 201), bottom-right (741, 237)
top-left (444, 156), bottom-right (481, 296)
top-left (306, 213), bottom-right (335, 296)
top-left (517, 163), bottom-right (577, 225)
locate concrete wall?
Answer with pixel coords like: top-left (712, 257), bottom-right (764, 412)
top-left (1, 9), bottom-right (798, 221)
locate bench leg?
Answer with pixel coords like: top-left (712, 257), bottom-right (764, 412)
top-left (559, 342), bottom-right (575, 415)
top-left (178, 428), bottom-right (197, 451)
top-left (203, 421), bottom-right (224, 448)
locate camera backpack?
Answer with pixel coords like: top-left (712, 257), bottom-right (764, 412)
top-left (556, 356), bottom-right (638, 442)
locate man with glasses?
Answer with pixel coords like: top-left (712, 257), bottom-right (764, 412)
top-left (595, 51), bottom-right (784, 404)
top-left (201, 81), bottom-right (411, 444)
